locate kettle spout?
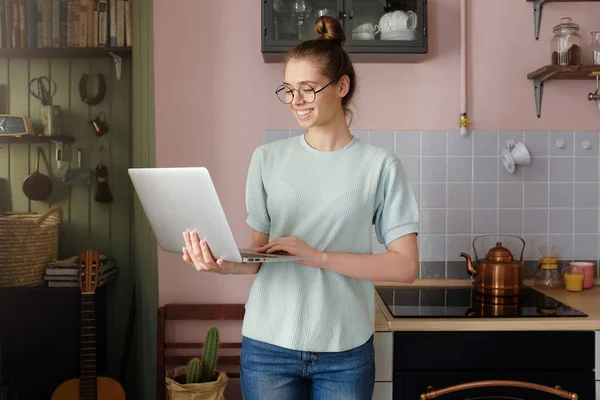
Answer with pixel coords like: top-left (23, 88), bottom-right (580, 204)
top-left (460, 252), bottom-right (477, 276)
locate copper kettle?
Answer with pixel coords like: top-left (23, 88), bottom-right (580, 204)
top-left (460, 235), bottom-right (526, 297)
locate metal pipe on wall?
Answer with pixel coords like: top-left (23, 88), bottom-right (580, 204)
top-left (459, 0), bottom-right (471, 136)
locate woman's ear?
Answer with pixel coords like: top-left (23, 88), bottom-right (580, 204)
top-left (337, 75), bottom-right (350, 98)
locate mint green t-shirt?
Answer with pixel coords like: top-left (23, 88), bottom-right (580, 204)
top-left (242, 134), bottom-right (419, 352)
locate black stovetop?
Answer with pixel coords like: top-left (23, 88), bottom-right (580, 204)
top-left (376, 286), bottom-right (588, 318)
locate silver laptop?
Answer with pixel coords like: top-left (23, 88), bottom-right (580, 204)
top-left (127, 167), bottom-right (309, 264)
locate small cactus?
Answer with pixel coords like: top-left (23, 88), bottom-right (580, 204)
top-left (186, 357), bottom-right (201, 383)
top-left (200, 327), bottom-right (220, 382)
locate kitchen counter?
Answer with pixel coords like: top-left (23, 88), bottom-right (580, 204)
top-left (374, 279), bottom-right (600, 331)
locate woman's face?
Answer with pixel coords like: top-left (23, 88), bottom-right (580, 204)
top-left (280, 58), bottom-right (348, 129)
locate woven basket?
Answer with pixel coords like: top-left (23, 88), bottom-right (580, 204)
top-left (0, 206), bottom-right (63, 287)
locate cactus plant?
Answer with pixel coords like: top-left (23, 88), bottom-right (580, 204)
top-left (186, 357), bottom-right (201, 383)
top-left (200, 326), bottom-right (220, 382)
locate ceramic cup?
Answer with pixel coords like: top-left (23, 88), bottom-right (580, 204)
top-left (353, 22), bottom-right (380, 35)
top-left (383, 10), bottom-right (417, 32)
top-left (568, 262), bottom-right (595, 289)
top-left (352, 32), bottom-right (375, 40)
top-left (510, 142), bottom-right (531, 165)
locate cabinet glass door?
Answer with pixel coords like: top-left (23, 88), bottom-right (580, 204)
top-left (345, 0), bottom-right (424, 47)
top-left (265, 0), bottom-right (342, 46)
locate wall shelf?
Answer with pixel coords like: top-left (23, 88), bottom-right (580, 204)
top-left (527, 64), bottom-right (600, 117)
top-left (0, 47), bottom-right (131, 59)
top-left (0, 134), bottom-right (75, 144)
top-left (526, 0), bottom-right (600, 40)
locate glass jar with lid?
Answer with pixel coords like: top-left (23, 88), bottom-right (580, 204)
top-left (588, 31), bottom-right (600, 65)
top-left (551, 17), bottom-right (582, 66)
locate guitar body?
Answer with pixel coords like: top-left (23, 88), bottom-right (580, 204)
top-left (50, 377), bottom-right (125, 399)
top-left (50, 250), bottom-right (126, 400)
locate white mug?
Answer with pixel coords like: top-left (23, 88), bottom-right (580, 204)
top-left (352, 32), bottom-right (375, 40)
top-left (380, 10), bottom-right (417, 33)
top-left (353, 22), bottom-right (380, 35)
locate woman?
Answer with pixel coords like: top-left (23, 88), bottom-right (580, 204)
top-left (182, 15), bottom-right (419, 400)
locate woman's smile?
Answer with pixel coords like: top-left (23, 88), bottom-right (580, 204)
top-left (295, 108), bottom-right (314, 120)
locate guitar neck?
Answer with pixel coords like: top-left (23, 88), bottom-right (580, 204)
top-left (80, 292), bottom-right (97, 399)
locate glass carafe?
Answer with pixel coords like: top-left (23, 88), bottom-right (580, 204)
top-left (533, 244), bottom-right (562, 289)
top-left (588, 31), bottom-right (600, 66)
top-left (551, 17), bottom-right (582, 66)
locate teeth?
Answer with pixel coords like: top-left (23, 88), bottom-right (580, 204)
top-left (297, 109), bottom-right (313, 116)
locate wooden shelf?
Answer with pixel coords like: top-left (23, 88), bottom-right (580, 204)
top-left (527, 0), bottom-right (600, 39)
top-left (527, 64), bottom-right (600, 117)
top-left (0, 134), bottom-right (74, 144)
top-left (528, 64), bottom-right (600, 80)
top-left (0, 46), bottom-right (131, 59)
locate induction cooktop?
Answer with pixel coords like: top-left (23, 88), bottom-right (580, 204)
top-left (375, 286), bottom-right (588, 318)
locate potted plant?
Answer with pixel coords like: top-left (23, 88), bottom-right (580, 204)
top-left (165, 327), bottom-right (228, 400)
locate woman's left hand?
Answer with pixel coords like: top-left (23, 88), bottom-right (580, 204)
top-left (255, 236), bottom-right (323, 267)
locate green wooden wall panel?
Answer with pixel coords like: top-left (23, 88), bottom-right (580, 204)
top-left (131, 0), bottom-right (157, 398)
top-left (69, 59), bottom-right (92, 253)
top-left (0, 56), bottom-right (134, 397)
top-left (0, 59), bottom-right (9, 212)
top-left (9, 59), bottom-right (31, 213)
top-left (49, 58), bottom-right (73, 256)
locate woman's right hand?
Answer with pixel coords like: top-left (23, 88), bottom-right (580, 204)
top-left (182, 230), bottom-right (230, 274)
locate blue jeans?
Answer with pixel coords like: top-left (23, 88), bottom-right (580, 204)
top-left (240, 335), bottom-right (375, 400)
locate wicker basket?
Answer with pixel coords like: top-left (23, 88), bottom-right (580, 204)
top-left (0, 206), bottom-right (63, 287)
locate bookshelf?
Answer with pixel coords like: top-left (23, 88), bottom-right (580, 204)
top-left (0, 0), bottom-right (132, 57)
top-left (0, 46), bottom-right (131, 58)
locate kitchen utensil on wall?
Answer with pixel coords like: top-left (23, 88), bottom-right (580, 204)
top-left (79, 73), bottom-right (107, 105)
top-left (62, 149), bottom-right (91, 186)
top-left (41, 105), bottom-right (61, 136)
top-left (22, 147), bottom-right (52, 201)
top-left (89, 112), bottom-right (109, 137)
top-left (533, 243), bottom-right (562, 289)
top-left (500, 139), bottom-right (531, 174)
top-left (94, 148), bottom-right (112, 203)
top-left (28, 76), bottom-right (56, 106)
top-left (460, 235), bottom-right (525, 297)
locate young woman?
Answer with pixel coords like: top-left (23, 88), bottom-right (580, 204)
top-left (182, 15), bottom-right (419, 400)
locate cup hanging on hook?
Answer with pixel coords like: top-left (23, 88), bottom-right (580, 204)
top-left (89, 111), bottom-right (109, 137)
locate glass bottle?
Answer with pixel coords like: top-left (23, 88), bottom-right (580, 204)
top-left (588, 31), bottom-right (600, 66)
top-left (551, 17), bottom-right (582, 66)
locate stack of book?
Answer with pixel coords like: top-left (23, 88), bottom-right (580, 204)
top-left (44, 253), bottom-right (118, 288)
top-left (0, 0), bottom-right (132, 49)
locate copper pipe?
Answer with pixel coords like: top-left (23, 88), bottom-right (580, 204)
top-left (420, 380), bottom-right (578, 400)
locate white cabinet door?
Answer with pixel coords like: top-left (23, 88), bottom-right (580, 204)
top-left (374, 332), bottom-right (393, 382)
top-left (373, 382), bottom-right (393, 400)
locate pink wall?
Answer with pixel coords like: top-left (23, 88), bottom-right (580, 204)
top-left (153, 0), bottom-right (600, 305)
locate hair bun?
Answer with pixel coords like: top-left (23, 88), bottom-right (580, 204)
top-left (315, 16), bottom-right (346, 44)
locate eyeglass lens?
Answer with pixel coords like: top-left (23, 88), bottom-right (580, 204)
top-left (276, 83), bottom-right (316, 104)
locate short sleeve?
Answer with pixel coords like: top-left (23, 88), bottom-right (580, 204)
top-left (373, 158), bottom-right (419, 247)
top-left (245, 147), bottom-right (271, 234)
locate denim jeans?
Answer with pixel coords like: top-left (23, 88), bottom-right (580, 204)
top-left (240, 334), bottom-right (375, 400)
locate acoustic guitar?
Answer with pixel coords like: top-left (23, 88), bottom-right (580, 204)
top-left (51, 250), bottom-right (126, 400)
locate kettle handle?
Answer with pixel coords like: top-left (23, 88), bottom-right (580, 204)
top-left (472, 235), bottom-right (526, 262)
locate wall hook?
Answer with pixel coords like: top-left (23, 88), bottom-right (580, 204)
top-left (109, 52), bottom-right (122, 81)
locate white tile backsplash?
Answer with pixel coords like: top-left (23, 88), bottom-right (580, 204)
top-left (263, 129), bottom-right (600, 272)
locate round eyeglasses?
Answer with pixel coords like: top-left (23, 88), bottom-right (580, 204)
top-left (275, 78), bottom-right (339, 104)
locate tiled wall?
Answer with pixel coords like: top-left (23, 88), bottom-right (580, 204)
top-left (263, 129), bottom-right (600, 279)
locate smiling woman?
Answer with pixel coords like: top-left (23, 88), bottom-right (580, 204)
top-left (181, 15), bottom-right (420, 400)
